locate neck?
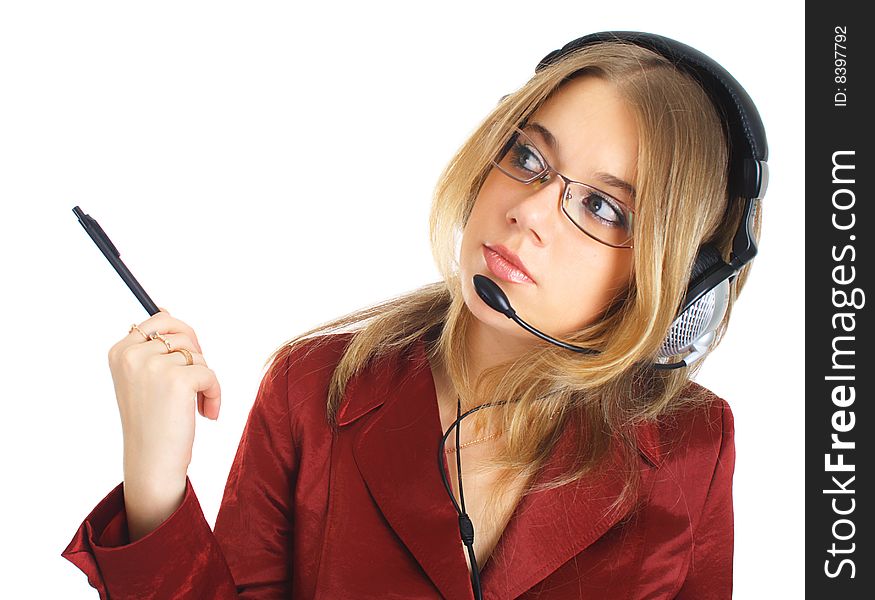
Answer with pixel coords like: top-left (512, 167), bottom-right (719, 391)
top-left (428, 318), bottom-right (540, 435)
top-left (464, 318), bottom-right (540, 388)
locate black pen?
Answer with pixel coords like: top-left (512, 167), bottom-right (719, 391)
top-left (73, 206), bottom-right (161, 316)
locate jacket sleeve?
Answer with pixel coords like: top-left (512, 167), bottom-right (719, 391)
top-left (675, 400), bottom-right (736, 600)
top-left (61, 351), bottom-right (297, 599)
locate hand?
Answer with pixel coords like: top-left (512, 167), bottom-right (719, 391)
top-left (108, 307), bottom-right (220, 491)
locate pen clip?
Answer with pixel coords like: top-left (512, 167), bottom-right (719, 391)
top-left (73, 205), bottom-right (120, 258)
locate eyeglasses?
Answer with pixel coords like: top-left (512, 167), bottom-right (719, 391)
top-left (491, 127), bottom-right (635, 249)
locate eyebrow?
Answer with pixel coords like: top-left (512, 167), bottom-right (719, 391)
top-left (595, 172), bottom-right (637, 200)
top-left (526, 121), bottom-right (637, 200)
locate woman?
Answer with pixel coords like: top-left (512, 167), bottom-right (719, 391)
top-left (62, 32), bottom-right (767, 599)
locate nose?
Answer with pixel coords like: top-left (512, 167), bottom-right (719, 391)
top-left (506, 174), bottom-right (563, 244)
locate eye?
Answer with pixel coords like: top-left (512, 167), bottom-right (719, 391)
top-left (508, 140), bottom-right (546, 176)
top-left (577, 191), bottom-right (626, 227)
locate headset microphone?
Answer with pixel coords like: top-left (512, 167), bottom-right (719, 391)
top-left (474, 274), bottom-right (687, 369)
top-left (473, 274), bottom-right (598, 355)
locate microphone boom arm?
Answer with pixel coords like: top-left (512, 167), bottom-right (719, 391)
top-left (473, 274), bottom-right (685, 369)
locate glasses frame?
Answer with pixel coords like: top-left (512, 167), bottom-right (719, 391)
top-left (491, 126), bottom-right (635, 249)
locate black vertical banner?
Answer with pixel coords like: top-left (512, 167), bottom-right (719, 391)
top-left (806, 2), bottom-right (872, 597)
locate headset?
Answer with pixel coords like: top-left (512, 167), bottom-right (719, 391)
top-left (540, 32), bottom-right (769, 368)
top-left (475, 31), bottom-right (769, 369)
top-left (458, 31), bottom-right (770, 600)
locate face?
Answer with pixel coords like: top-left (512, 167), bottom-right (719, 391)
top-left (460, 75), bottom-right (638, 345)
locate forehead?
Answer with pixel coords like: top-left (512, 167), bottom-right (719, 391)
top-left (527, 75), bottom-right (639, 195)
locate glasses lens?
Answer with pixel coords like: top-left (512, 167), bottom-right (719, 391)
top-left (493, 127), bottom-right (634, 248)
top-left (494, 130), bottom-right (548, 183)
top-left (562, 182), bottom-right (633, 247)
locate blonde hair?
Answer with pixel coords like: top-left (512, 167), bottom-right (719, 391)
top-left (265, 41), bottom-right (761, 525)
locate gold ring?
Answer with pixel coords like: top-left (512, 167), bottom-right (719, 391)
top-left (148, 331), bottom-right (173, 352)
top-left (129, 324), bottom-right (150, 341)
top-left (170, 347), bottom-right (194, 366)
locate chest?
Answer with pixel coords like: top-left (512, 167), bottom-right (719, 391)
top-left (290, 410), bottom-right (696, 600)
top-left (440, 442), bottom-right (529, 574)
top-left (288, 354), bottom-right (704, 599)
top-left (430, 376), bottom-right (525, 570)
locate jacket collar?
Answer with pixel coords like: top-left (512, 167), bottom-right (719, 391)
top-left (337, 334), bottom-right (664, 599)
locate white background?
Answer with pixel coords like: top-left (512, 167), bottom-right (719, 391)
top-left (0, 1), bottom-right (803, 597)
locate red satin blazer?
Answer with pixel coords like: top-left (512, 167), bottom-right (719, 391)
top-left (62, 332), bottom-right (735, 599)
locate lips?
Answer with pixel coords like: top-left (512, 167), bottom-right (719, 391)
top-left (483, 244), bottom-right (536, 284)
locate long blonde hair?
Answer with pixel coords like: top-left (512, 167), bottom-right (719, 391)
top-left (265, 41), bottom-right (760, 522)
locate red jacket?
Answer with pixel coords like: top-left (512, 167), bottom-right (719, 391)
top-left (62, 332), bottom-right (735, 599)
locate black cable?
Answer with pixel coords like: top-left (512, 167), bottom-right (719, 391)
top-left (438, 399), bottom-right (511, 600)
top-left (456, 397), bottom-right (464, 514)
top-left (455, 397), bottom-right (481, 598)
top-left (652, 360), bottom-right (686, 370)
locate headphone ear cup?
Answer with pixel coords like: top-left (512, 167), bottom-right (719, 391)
top-left (657, 244), bottom-right (730, 363)
top-left (688, 244), bottom-right (723, 285)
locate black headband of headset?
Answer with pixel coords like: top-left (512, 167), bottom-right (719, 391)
top-left (536, 31), bottom-right (768, 204)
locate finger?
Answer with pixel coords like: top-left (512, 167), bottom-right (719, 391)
top-left (185, 365), bottom-right (221, 420)
top-left (127, 333), bottom-right (204, 363)
top-left (162, 350), bottom-right (211, 418)
top-left (135, 314), bottom-right (204, 354)
top-left (128, 316), bottom-right (204, 355)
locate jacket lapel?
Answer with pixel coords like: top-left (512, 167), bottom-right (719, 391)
top-left (347, 339), bottom-right (475, 600)
top-left (343, 335), bottom-right (663, 600)
top-left (479, 422), bottom-right (654, 598)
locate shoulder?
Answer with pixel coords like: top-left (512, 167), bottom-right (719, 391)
top-left (653, 382), bottom-right (735, 477)
top-left (639, 382), bottom-right (736, 535)
top-left (663, 381), bottom-right (733, 445)
top-left (258, 332), bottom-right (357, 427)
top-left (268, 332), bottom-right (355, 390)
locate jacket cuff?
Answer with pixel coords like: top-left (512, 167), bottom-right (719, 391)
top-left (62, 476), bottom-right (233, 598)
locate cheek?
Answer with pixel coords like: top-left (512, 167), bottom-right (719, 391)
top-left (545, 253), bottom-right (632, 332)
top-left (459, 206), bottom-right (482, 257)
top-left (560, 247), bottom-right (634, 305)
top-left (608, 251), bottom-right (635, 288)
top-left (460, 188), bottom-right (500, 257)
top-left (466, 171), bottom-right (513, 225)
